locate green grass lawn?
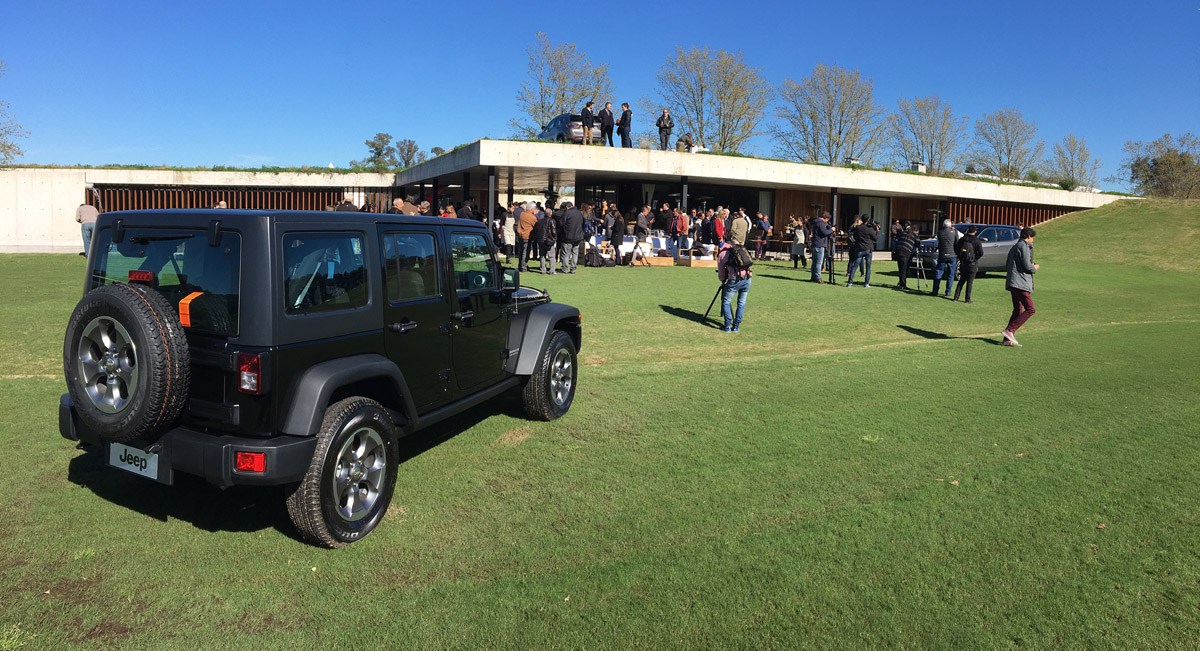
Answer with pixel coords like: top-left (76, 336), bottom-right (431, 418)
top-left (1, 199), bottom-right (1198, 650)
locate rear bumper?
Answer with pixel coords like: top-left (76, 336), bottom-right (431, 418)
top-left (60, 394), bottom-right (315, 488)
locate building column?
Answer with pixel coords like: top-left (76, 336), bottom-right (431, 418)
top-left (462, 172), bottom-right (471, 205)
top-left (681, 176), bottom-right (689, 212)
top-left (507, 168), bottom-right (514, 205)
top-left (487, 166), bottom-right (496, 222)
top-left (432, 178), bottom-right (440, 210)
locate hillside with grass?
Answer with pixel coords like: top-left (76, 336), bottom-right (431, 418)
top-left (0, 200), bottom-right (1197, 649)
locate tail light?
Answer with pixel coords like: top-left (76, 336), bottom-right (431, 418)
top-left (569, 122), bottom-right (582, 128)
top-left (234, 451), bottom-right (266, 473)
top-left (237, 352), bottom-right (263, 395)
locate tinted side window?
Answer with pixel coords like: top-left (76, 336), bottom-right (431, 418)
top-left (450, 233), bottom-right (495, 291)
top-left (997, 228), bottom-right (1018, 242)
top-left (383, 232), bottom-right (440, 302)
top-left (283, 232), bottom-right (368, 314)
top-left (977, 228), bottom-right (998, 242)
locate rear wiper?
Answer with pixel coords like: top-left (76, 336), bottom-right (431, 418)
top-left (129, 235), bottom-right (190, 244)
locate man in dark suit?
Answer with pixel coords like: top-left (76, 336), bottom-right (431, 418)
top-left (618, 103), bottom-right (633, 148)
top-left (581, 101), bottom-right (595, 145)
top-left (599, 102), bottom-right (615, 146)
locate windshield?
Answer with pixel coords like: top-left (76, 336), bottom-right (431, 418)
top-left (91, 228), bottom-right (241, 336)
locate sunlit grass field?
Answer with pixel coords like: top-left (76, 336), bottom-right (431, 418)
top-left (0, 199), bottom-right (1197, 649)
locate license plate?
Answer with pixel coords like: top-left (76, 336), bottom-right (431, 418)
top-left (109, 443), bottom-right (159, 480)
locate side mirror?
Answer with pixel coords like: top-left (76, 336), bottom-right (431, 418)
top-left (502, 267), bottom-right (520, 291)
top-left (980, 238), bottom-right (990, 243)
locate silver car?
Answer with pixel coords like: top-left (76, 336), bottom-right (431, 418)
top-left (917, 223), bottom-right (1021, 274)
top-left (536, 114), bottom-right (602, 144)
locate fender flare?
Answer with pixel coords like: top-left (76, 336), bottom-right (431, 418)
top-left (510, 304), bottom-right (581, 376)
top-left (280, 353), bottom-right (415, 436)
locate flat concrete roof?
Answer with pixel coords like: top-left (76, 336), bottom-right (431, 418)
top-left (396, 139), bottom-right (1121, 210)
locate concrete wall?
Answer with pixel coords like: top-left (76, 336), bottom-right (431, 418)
top-left (0, 168), bottom-right (395, 253)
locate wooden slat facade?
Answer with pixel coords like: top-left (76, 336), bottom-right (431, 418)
top-left (774, 189), bottom-right (833, 232)
top-left (947, 199), bottom-right (1072, 228)
top-left (86, 185), bottom-right (397, 213)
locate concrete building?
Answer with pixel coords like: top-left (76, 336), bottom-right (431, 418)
top-left (0, 168), bottom-right (394, 253)
top-left (396, 140), bottom-right (1122, 243)
top-left (2, 139), bottom-right (1123, 253)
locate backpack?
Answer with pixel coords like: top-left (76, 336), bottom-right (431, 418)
top-left (729, 244), bottom-right (754, 269)
top-left (584, 248), bottom-right (604, 267)
top-left (958, 238), bottom-right (977, 264)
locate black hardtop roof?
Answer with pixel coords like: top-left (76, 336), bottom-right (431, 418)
top-left (97, 209), bottom-right (487, 229)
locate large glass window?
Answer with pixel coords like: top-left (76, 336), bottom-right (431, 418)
top-left (91, 228), bottom-right (241, 336)
top-left (449, 233), bottom-right (495, 291)
top-left (383, 232), bottom-right (440, 302)
top-left (282, 232), bottom-right (368, 314)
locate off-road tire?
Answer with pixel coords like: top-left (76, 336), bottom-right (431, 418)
top-left (286, 397), bottom-right (399, 548)
top-left (521, 329), bottom-right (577, 421)
top-left (63, 283), bottom-right (190, 443)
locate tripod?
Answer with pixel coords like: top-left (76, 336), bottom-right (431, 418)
top-left (704, 283), bottom-right (723, 322)
top-left (913, 252), bottom-right (927, 291)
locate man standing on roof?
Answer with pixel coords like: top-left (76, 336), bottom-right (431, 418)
top-left (581, 101), bottom-right (596, 146)
top-left (656, 108), bottom-right (674, 151)
top-left (599, 102), bottom-right (615, 147)
top-left (617, 103), bottom-right (633, 148)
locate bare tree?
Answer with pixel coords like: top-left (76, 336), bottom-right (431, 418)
top-left (773, 64), bottom-right (884, 165)
top-left (967, 108), bottom-right (1044, 180)
top-left (651, 47), bottom-right (769, 153)
top-left (884, 96), bottom-right (967, 175)
top-left (0, 61), bottom-right (27, 167)
top-left (349, 133), bottom-right (398, 172)
top-left (510, 33), bottom-right (614, 138)
top-left (1119, 132), bottom-right (1200, 198)
top-left (395, 139), bottom-right (427, 168)
top-left (1046, 134), bottom-right (1101, 190)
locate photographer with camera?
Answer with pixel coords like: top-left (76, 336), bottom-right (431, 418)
top-left (845, 215), bottom-right (879, 287)
top-left (931, 218), bottom-right (959, 298)
top-left (953, 225), bottom-right (984, 302)
top-left (893, 225), bottom-right (919, 290)
top-left (786, 215), bottom-right (807, 269)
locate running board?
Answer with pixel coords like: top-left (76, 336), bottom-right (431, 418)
top-left (405, 376), bottom-right (522, 435)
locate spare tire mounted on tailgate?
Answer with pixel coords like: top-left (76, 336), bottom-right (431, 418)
top-left (63, 283), bottom-right (190, 443)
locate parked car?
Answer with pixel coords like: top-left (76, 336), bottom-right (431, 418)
top-left (536, 114), bottom-right (602, 144)
top-left (59, 209), bottom-right (581, 547)
top-left (916, 223), bottom-right (1021, 274)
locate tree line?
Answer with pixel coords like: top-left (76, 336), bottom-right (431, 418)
top-left (501, 34), bottom-right (1198, 198)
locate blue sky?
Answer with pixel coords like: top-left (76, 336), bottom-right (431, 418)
top-left (2, 0), bottom-right (1196, 190)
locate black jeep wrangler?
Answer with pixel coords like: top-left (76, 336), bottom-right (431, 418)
top-left (59, 210), bottom-right (580, 547)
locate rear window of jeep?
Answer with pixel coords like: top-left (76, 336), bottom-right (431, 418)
top-left (91, 228), bottom-right (241, 336)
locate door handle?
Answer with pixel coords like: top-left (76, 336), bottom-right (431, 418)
top-left (450, 310), bottom-right (474, 322)
top-left (388, 321), bottom-right (418, 334)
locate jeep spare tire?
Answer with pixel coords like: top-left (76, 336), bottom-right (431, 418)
top-left (63, 283), bottom-right (190, 443)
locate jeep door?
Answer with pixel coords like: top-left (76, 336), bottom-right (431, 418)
top-left (446, 230), bottom-right (507, 391)
top-left (379, 228), bottom-right (452, 411)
